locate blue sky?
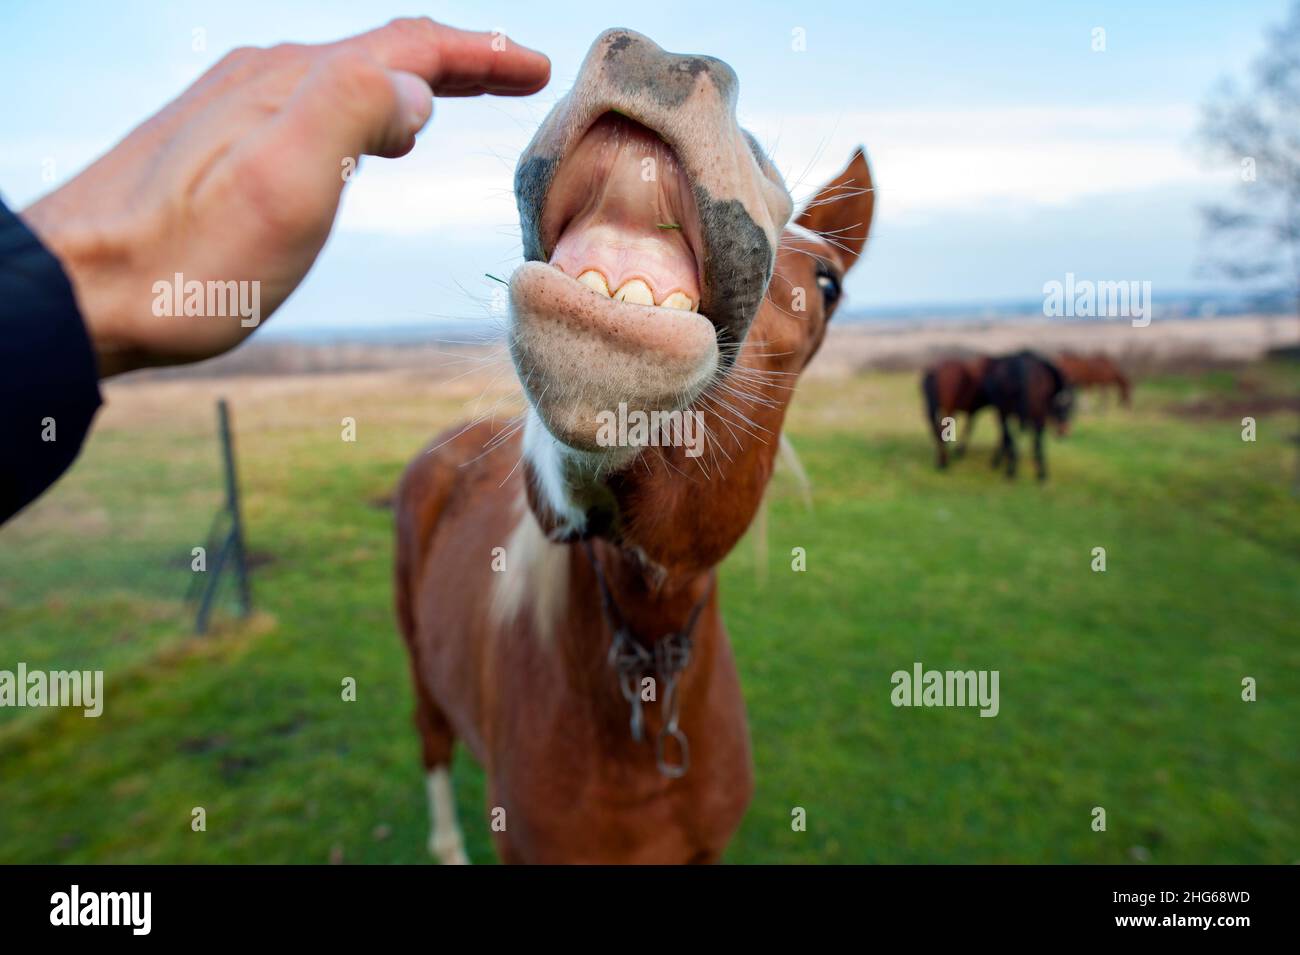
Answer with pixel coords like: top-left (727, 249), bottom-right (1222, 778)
top-left (0, 0), bottom-right (1291, 332)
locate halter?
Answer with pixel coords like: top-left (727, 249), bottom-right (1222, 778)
top-left (581, 538), bottom-right (714, 778)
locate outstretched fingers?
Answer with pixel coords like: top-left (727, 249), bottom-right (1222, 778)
top-left (330, 17), bottom-right (550, 97)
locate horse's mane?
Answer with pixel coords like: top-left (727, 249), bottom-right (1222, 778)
top-left (1016, 349), bottom-right (1069, 394)
top-left (1039, 355), bottom-right (1069, 394)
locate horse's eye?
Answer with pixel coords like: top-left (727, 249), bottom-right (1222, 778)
top-left (815, 262), bottom-right (842, 308)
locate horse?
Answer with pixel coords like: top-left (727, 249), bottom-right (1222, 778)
top-left (393, 29), bottom-right (875, 864)
top-left (921, 355), bottom-right (992, 468)
top-left (982, 351), bottom-right (1074, 481)
top-left (1056, 351), bottom-right (1131, 407)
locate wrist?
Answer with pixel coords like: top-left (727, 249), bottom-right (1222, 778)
top-left (19, 198), bottom-right (146, 378)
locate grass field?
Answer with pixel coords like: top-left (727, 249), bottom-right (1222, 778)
top-left (1, 359), bottom-right (1297, 864)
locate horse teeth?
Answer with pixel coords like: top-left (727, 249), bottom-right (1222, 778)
top-left (579, 273), bottom-right (692, 310)
top-left (613, 279), bottom-right (654, 306)
top-left (577, 270), bottom-right (611, 297)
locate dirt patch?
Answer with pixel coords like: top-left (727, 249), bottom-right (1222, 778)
top-left (219, 753), bottom-right (260, 781)
top-left (246, 551), bottom-right (276, 571)
top-left (165, 549), bottom-right (276, 571)
top-left (1166, 393), bottom-right (1300, 420)
top-left (179, 733), bottom-right (231, 755)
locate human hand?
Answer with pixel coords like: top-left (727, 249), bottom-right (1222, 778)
top-left (20, 18), bottom-right (550, 377)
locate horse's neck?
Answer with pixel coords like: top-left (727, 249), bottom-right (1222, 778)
top-left (598, 354), bottom-right (790, 577)
top-left (522, 369), bottom-right (785, 574)
top-left (523, 346), bottom-right (788, 634)
top-left (547, 537), bottom-right (719, 736)
top-left (514, 353), bottom-right (790, 756)
top-left (582, 536), bottom-right (717, 639)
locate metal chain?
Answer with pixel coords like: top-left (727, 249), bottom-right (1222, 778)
top-left (607, 626), bottom-right (651, 742)
top-left (653, 631), bottom-right (693, 777)
top-left (584, 539), bottom-right (711, 778)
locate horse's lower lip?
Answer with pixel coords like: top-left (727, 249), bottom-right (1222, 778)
top-left (516, 262), bottom-right (714, 359)
top-left (507, 262), bottom-right (718, 451)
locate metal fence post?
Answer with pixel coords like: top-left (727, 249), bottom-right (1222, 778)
top-left (194, 398), bottom-right (253, 633)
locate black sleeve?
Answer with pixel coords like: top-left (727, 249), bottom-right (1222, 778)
top-left (0, 198), bottom-right (103, 524)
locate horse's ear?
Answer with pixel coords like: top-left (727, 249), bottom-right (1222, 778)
top-left (794, 147), bottom-right (874, 271)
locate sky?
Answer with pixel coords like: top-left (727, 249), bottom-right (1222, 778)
top-left (0, 0), bottom-right (1292, 334)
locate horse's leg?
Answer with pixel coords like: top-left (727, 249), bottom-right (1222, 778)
top-left (1034, 423), bottom-right (1047, 481)
top-left (999, 410), bottom-right (1017, 478)
top-left (396, 528), bottom-right (469, 863)
top-left (933, 414), bottom-right (949, 470)
top-left (415, 687), bottom-right (470, 865)
top-left (955, 412), bottom-right (975, 459)
top-left (922, 374), bottom-right (946, 470)
top-left (927, 392), bottom-right (948, 470)
top-left (990, 410), bottom-right (1004, 469)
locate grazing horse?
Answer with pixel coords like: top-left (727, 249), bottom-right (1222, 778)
top-left (921, 356), bottom-right (991, 468)
top-left (982, 351), bottom-right (1074, 481)
top-left (1056, 352), bottom-right (1131, 407)
top-left (393, 30), bottom-right (874, 864)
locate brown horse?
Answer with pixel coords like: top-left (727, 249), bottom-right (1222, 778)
top-left (393, 30), bottom-right (874, 863)
top-left (922, 355), bottom-right (991, 468)
top-left (1056, 351), bottom-right (1131, 407)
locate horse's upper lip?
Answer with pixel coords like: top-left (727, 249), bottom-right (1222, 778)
top-left (537, 112), bottom-right (706, 317)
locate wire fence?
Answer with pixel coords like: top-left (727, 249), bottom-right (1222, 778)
top-left (0, 395), bottom-right (249, 730)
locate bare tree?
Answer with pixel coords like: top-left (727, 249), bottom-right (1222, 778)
top-left (1199, 1), bottom-right (1300, 323)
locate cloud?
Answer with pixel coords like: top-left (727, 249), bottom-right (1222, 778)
top-left (327, 103), bottom-right (1232, 239)
top-left (746, 105), bottom-right (1231, 221)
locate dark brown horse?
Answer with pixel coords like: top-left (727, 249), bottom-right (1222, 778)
top-left (921, 356), bottom-right (991, 468)
top-left (983, 351), bottom-right (1074, 480)
top-left (1056, 351), bottom-right (1131, 407)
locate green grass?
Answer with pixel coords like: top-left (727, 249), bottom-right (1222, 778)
top-left (0, 364), bottom-right (1297, 863)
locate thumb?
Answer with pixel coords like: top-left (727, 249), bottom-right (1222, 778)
top-left (385, 70), bottom-right (435, 152)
